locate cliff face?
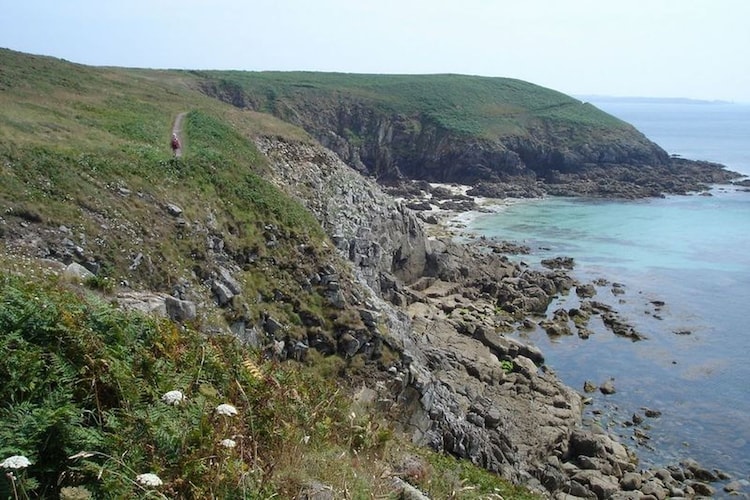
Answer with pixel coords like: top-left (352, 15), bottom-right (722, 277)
top-left (289, 100), bottom-right (669, 184)
top-left (199, 75), bottom-right (671, 185)
top-left (256, 135), bottom-right (587, 486)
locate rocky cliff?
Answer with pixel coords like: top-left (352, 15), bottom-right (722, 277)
top-left (255, 136), bottom-right (725, 497)
top-left (198, 72), bottom-right (741, 197)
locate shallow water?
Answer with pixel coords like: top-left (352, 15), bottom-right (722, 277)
top-left (470, 189), bottom-right (750, 477)
top-left (467, 100), bottom-right (750, 478)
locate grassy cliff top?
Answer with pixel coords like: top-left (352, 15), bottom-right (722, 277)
top-left (198, 70), bottom-right (632, 137)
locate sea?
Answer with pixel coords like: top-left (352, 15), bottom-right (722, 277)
top-left (467, 98), bottom-right (750, 480)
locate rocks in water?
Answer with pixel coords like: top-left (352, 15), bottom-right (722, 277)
top-left (643, 408), bottom-right (662, 418)
top-left (541, 256), bottom-right (575, 270)
top-left (576, 283), bottom-right (596, 298)
top-left (599, 379), bottom-right (616, 395)
top-left (583, 380), bottom-right (597, 393)
top-left (600, 311), bottom-right (645, 340)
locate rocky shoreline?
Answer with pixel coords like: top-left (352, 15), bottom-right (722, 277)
top-left (411, 186), bottom-right (750, 497)
top-left (257, 137), bottom-right (747, 498)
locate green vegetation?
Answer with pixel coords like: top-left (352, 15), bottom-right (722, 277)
top-left (197, 70), bottom-right (631, 138)
top-left (0, 273), bottom-right (536, 498)
top-left (0, 48), bottom-right (540, 498)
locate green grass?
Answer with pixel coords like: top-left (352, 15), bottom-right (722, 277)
top-left (0, 273), bottom-right (539, 499)
top-left (0, 48), bottom-right (546, 498)
top-left (196, 70), bottom-right (632, 138)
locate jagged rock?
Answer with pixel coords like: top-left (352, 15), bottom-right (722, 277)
top-left (338, 332), bottom-right (360, 357)
top-left (212, 280), bottom-right (234, 306)
top-left (542, 257), bottom-right (575, 270)
top-left (117, 291), bottom-right (168, 316)
top-left (681, 458), bottom-right (719, 482)
top-left (164, 296), bottom-right (196, 322)
top-left (218, 267), bottom-right (242, 295)
top-left (576, 284), bottom-right (596, 298)
top-left (64, 262), bottom-right (94, 280)
top-left (620, 472), bottom-right (642, 491)
top-left (166, 203), bottom-right (183, 216)
top-left (688, 481), bottom-right (715, 497)
top-left (251, 135), bottom-right (717, 499)
top-left (391, 477), bottom-right (430, 500)
top-left (263, 316), bottom-right (285, 337)
top-left (644, 408), bottom-right (662, 418)
top-left (599, 379), bottom-right (616, 395)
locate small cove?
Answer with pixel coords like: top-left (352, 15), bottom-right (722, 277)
top-left (467, 100), bottom-right (750, 479)
top-left (468, 189), bottom-right (750, 478)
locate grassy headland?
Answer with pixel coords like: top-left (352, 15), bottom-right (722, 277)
top-left (1, 48), bottom-right (542, 498)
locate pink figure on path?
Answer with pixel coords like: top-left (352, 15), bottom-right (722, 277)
top-left (171, 133), bottom-right (181, 156)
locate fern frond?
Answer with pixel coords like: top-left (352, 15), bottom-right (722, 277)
top-left (242, 358), bottom-right (263, 380)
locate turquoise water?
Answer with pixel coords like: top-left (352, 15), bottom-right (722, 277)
top-left (469, 101), bottom-right (750, 478)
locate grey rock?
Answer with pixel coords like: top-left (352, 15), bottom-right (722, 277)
top-left (218, 267), bottom-right (242, 295)
top-left (682, 458), bottom-right (719, 482)
top-left (689, 481), bottom-right (715, 497)
top-left (391, 477), bottom-right (430, 500)
top-left (117, 291), bottom-right (168, 316)
top-left (576, 283), bottom-right (596, 298)
top-left (599, 379), bottom-right (616, 395)
top-left (724, 480), bottom-right (744, 493)
top-left (644, 408), bottom-right (662, 418)
top-left (164, 296), bottom-right (196, 322)
top-left (640, 479), bottom-right (668, 500)
top-left (166, 203), bottom-right (183, 216)
top-left (212, 281), bottom-right (234, 306)
top-left (64, 262), bottom-right (94, 280)
top-left (264, 316), bottom-right (285, 336)
top-left (620, 472), bottom-right (642, 491)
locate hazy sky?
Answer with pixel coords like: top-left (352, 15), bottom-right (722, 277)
top-left (2, 0), bottom-right (749, 101)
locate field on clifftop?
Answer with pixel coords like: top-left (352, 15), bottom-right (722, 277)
top-left (0, 48), bottom-right (543, 498)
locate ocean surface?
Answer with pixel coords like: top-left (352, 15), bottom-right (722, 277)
top-left (468, 99), bottom-right (750, 479)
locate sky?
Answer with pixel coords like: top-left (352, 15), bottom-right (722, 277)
top-left (2, 0), bottom-right (749, 102)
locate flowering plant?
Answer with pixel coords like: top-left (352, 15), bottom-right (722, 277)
top-left (220, 438), bottom-right (237, 448)
top-left (135, 472), bottom-right (163, 487)
top-left (161, 390), bottom-right (185, 406)
top-left (0, 455), bottom-right (31, 470)
top-left (215, 403), bottom-right (238, 417)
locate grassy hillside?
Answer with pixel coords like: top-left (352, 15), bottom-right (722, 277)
top-left (196, 70), bottom-right (630, 138)
top-left (1, 48), bottom-right (321, 294)
top-left (0, 48), bottom-right (539, 498)
top-left (192, 69), bottom-right (667, 184)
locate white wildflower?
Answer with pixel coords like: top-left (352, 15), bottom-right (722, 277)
top-left (161, 390), bottom-right (185, 406)
top-left (220, 438), bottom-right (237, 448)
top-left (0, 455), bottom-right (31, 470)
top-left (215, 403), bottom-right (238, 417)
top-left (135, 473), bottom-right (163, 487)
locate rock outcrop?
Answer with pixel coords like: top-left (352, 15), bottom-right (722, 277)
top-left (256, 135), bottom-right (734, 498)
top-left (202, 75), bottom-right (740, 196)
